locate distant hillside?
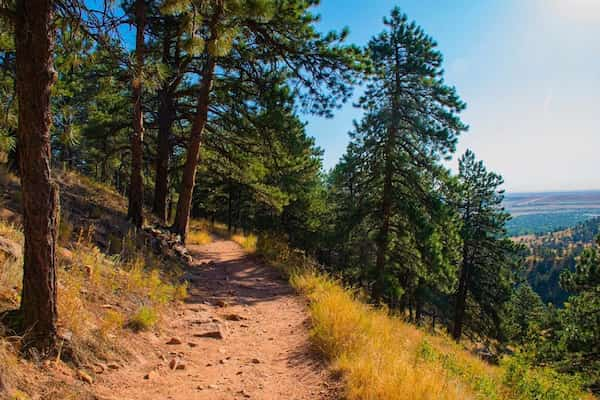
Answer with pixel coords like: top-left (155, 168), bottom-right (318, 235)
top-left (514, 216), bottom-right (600, 306)
top-left (504, 191), bottom-right (600, 235)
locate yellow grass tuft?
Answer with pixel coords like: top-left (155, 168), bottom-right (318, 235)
top-left (0, 221), bottom-right (22, 305)
top-left (0, 338), bottom-right (19, 396)
top-left (187, 229), bottom-right (212, 246)
top-left (127, 306), bottom-right (159, 331)
top-left (231, 233), bottom-right (257, 253)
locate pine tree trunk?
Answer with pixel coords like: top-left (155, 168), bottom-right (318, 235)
top-left (14, 0), bottom-right (59, 352)
top-left (171, 5), bottom-right (222, 243)
top-left (127, 0), bottom-right (145, 228)
top-left (453, 255), bottom-right (470, 342)
top-left (373, 155), bottom-right (392, 300)
top-left (153, 86), bottom-right (172, 223)
top-left (172, 57), bottom-right (216, 242)
top-left (152, 28), bottom-right (174, 224)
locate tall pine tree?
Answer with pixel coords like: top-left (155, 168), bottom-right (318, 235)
top-left (452, 149), bottom-right (517, 342)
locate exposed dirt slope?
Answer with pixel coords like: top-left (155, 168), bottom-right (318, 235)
top-left (94, 238), bottom-right (338, 400)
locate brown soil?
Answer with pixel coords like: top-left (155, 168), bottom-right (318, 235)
top-left (93, 238), bottom-right (339, 400)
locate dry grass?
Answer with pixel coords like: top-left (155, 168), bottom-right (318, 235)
top-left (0, 220), bottom-right (22, 244)
top-left (0, 337), bottom-right (19, 397)
top-left (189, 218), bottom-right (257, 252)
top-left (55, 232), bottom-right (187, 363)
top-left (0, 218), bottom-right (187, 398)
top-left (231, 233), bottom-right (257, 253)
top-left (293, 272), bottom-right (487, 400)
top-left (257, 234), bottom-right (592, 400)
top-left (187, 229), bottom-right (212, 246)
top-left (0, 221), bottom-right (22, 306)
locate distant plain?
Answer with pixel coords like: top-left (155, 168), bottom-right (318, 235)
top-left (504, 191), bottom-right (600, 235)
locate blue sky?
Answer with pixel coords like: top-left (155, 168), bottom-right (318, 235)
top-left (303, 0), bottom-right (600, 192)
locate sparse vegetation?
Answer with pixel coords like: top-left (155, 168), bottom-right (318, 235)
top-left (231, 233), bottom-right (257, 253)
top-left (189, 219), bottom-right (256, 252)
top-left (0, 183), bottom-right (186, 397)
top-left (187, 229), bottom-right (212, 246)
top-left (127, 306), bottom-right (159, 332)
top-left (257, 234), bottom-right (594, 400)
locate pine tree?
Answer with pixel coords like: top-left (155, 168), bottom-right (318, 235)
top-left (151, 13), bottom-right (180, 223)
top-left (502, 283), bottom-right (546, 345)
top-left (127, 0), bottom-right (147, 228)
top-left (452, 150), bottom-right (517, 342)
top-left (345, 8), bottom-right (467, 303)
top-left (164, 0), bottom-right (363, 242)
top-left (1, 0), bottom-right (60, 352)
top-left (556, 240), bottom-right (599, 389)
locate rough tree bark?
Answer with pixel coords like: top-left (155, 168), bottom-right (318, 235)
top-left (453, 249), bottom-right (470, 342)
top-left (152, 28), bottom-right (174, 224)
top-left (127, 0), bottom-right (146, 228)
top-left (171, 57), bottom-right (216, 242)
top-left (373, 42), bottom-right (402, 302)
top-left (172, 8), bottom-right (222, 243)
top-left (14, 0), bottom-right (59, 352)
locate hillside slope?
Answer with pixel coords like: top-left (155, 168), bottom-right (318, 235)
top-left (0, 170), bottom-right (335, 399)
top-left (515, 216), bottom-right (600, 305)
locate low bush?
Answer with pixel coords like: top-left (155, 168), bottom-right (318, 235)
top-left (502, 354), bottom-right (590, 400)
top-left (127, 306), bottom-right (158, 332)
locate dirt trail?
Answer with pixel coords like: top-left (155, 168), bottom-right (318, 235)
top-left (95, 239), bottom-right (338, 400)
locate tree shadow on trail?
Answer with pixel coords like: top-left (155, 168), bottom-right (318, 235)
top-left (183, 246), bottom-right (295, 308)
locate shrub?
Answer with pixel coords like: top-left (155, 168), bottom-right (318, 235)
top-left (187, 229), bottom-right (212, 245)
top-left (502, 355), bottom-right (589, 400)
top-left (231, 233), bottom-right (257, 253)
top-left (99, 309), bottom-right (125, 337)
top-left (127, 306), bottom-right (158, 332)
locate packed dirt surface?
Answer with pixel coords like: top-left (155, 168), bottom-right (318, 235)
top-left (94, 239), bottom-right (339, 400)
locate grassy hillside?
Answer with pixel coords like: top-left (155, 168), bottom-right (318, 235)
top-left (0, 170), bottom-right (186, 399)
top-left (256, 234), bottom-right (595, 400)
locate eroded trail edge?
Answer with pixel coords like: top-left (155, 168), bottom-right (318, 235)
top-left (95, 239), bottom-right (338, 400)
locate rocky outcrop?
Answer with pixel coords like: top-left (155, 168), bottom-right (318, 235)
top-left (143, 226), bottom-right (193, 266)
